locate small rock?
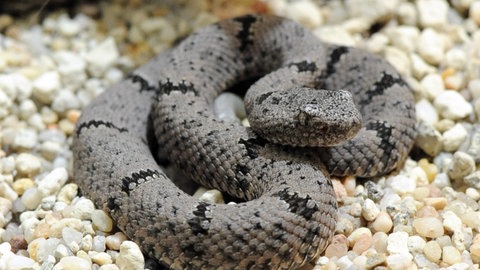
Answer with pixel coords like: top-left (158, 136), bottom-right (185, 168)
top-left (21, 187), bottom-right (42, 210)
top-left (424, 197), bottom-right (448, 210)
top-left (371, 211), bottom-right (393, 233)
top-left (424, 240), bottom-right (442, 263)
top-left (53, 256), bottom-right (92, 270)
top-left (460, 124), bottom-right (480, 162)
top-left (324, 234), bottom-right (348, 258)
top-left (116, 241), bottom-right (145, 270)
top-left (421, 73), bottom-right (445, 100)
top-left (386, 253), bottom-right (413, 270)
top-left (417, 28), bottom-right (446, 65)
top-left (411, 53), bottom-right (436, 81)
top-left (51, 90), bottom-right (81, 114)
top-left (387, 26), bottom-right (419, 52)
top-left (387, 231), bottom-right (409, 254)
top-left (434, 91), bottom-right (473, 120)
top-left (92, 235), bottom-right (106, 252)
top-left (5, 253), bottom-right (35, 270)
top-left (415, 121), bottom-right (442, 156)
top-left (314, 26), bottom-right (356, 46)
top-left (92, 252), bottom-right (113, 265)
top-left (470, 1), bottom-right (480, 25)
top-left (362, 198), bottom-right (380, 221)
top-left (442, 211), bottom-right (463, 232)
top-left (397, 2), bottom-right (417, 25)
top-left (56, 183), bottom-right (78, 204)
top-left (413, 217), bottom-right (444, 238)
top-left (445, 47), bottom-right (468, 70)
top-left (434, 118), bottom-right (455, 133)
top-left (372, 232), bottom-right (388, 253)
top-left (92, 210), bottom-right (113, 233)
top-left (283, 0), bottom-right (323, 28)
top-left (447, 151), bottom-right (475, 181)
top-left (408, 235), bottom-right (426, 253)
top-left (37, 167), bottom-right (69, 197)
top-left (464, 171), bottom-right (480, 189)
top-left (12, 128), bottom-right (38, 151)
top-left (15, 153), bottom-right (41, 177)
top-left (32, 71), bottom-right (61, 104)
top-left (417, 0), bottom-right (449, 28)
top-left (442, 246), bottom-right (462, 265)
top-left (442, 123), bottom-right (468, 152)
top-left (85, 37), bottom-right (119, 76)
top-left (388, 175), bottom-right (416, 195)
top-left (0, 90), bottom-right (12, 119)
top-left (106, 232), bottom-right (128, 251)
top-left (384, 46), bottom-right (411, 76)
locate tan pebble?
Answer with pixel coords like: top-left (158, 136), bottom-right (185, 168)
top-left (12, 178), bottom-right (34, 195)
top-left (442, 246), bottom-right (462, 265)
top-left (98, 264), bottom-right (120, 270)
top-left (91, 251), bottom-right (113, 265)
top-left (33, 222), bottom-right (50, 239)
top-left (92, 210), bottom-right (113, 233)
top-left (434, 119), bottom-right (455, 133)
top-left (58, 119), bottom-right (75, 135)
top-left (54, 255), bottom-right (92, 270)
top-left (413, 217), bottom-right (444, 238)
top-left (343, 176), bottom-right (356, 196)
top-left (416, 205), bottom-right (439, 218)
top-left (441, 67), bottom-right (456, 80)
top-left (332, 179), bottom-right (347, 201)
top-left (347, 227), bottom-right (372, 248)
top-left (424, 197), bottom-right (447, 210)
top-left (370, 211), bottom-right (393, 233)
top-left (424, 240), bottom-right (441, 263)
top-left (417, 158), bottom-right (438, 182)
top-left (352, 233), bottom-right (372, 255)
top-left (57, 183), bottom-right (78, 203)
top-left (413, 186), bottom-right (430, 201)
top-left (106, 232), bottom-right (128, 250)
top-left (426, 184), bottom-right (443, 197)
top-left (470, 243), bottom-right (480, 257)
top-left (116, 241), bottom-right (145, 270)
top-left (372, 232), bottom-right (388, 253)
top-left (324, 234), bottom-right (348, 258)
top-left (66, 109), bottom-right (81, 124)
top-left (27, 237), bottom-right (44, 261)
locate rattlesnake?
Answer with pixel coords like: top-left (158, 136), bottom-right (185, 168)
top-left (72, 14), bottom-right (416, 269)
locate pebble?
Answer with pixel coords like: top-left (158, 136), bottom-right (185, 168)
top-left (388, 174), bottom-right (416, 195)
top-left (408, 235), bottom-right (426, 253)
top-left (470, 1), bottom-right (480, 25)
top-left (447, 151), bottom-right (475, 181)
top-left (362, 198), bottom-right (380, 221)
top-left (282, 0), bottom-right (324, 28)
top-left (417, 0), bottom-right (449, 28)
top-left (11, 128), bottom-right (38, 151)
top-left (387, 231), bottom-right (410, 255)
top-left (106, 232), bottom-right (128, 251)
top-left (442, 123), bottom-right (468, 152)
top-left (384, 46), bottom-right (411, 76)
top-left (421, 73), bottom-right (445, 100)
top-left (461, 124), bottom-right (480, 162)
top-left (415, 121), bottom-right (443, 156)
top-left (53, 256), bottom-right (92, 270)
top-left (32, 71), bottom-right (61, 104)
top-left (424, 240), bottom-right (442, 263)
top-left (85, 37), bottom-right (119, 76)
top-left (324, 234), bottom-right (348, 258)
top-left (417, 28), bottom-right (446, 66)
top-left (92, 210), bottom-right (113, 232)
top-left (370, 211), bottom-right (393, 233)
top-left (15, 153), bottom-right (41, 177)
top-left (413, 217), bottom-right (444, 238)
top-left (443, 246), bottom-right (462, 265)
top-left (434, 91), bottom-right (473, 120)
top-left (116, 241), bottom-right (144, 270)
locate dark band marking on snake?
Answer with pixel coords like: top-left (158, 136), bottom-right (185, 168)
top-left (72, 14), bottom-right (416, 269)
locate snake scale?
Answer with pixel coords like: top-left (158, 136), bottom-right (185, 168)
top-left (72, 14), bottom-right (416, 269)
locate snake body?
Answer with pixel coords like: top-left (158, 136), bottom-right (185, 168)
top-left (72, 15), bottom-right (416, 269)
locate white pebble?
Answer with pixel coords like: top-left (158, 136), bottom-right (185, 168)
top-left (397, 2), bottom-right (417, 25)
top-left (54, 51), bottom-right (86, 89)
top-left (420, 73), bottom-right (444, 100)
top-left (387, 231), bottom-right (410, 254)
top-left (417, 28), bottom-right (446, 65)
top-left (445, 47), bottom-right (467, 70)
top-left (21, 187), bottom-right (42, 210)
top-left (37, 167), bottom-right (69, 197)
top-left (447, 151), bottom-right (475, 181)
top-left (417, 0), bottom-right (449, 28)
top-left (15, 153), bottom-right (41, 177)
top-left (0, 90), bottom-right (12, 119)
top-left (106, 232), bottom-right (128, 250)
top-left (12, 128), bottom-right (38, 151)
top-left (53, 256), bottom-right (92, 270)
top-left (415, 121), bottom-right (442, 156)
top-left (85, 38), bottom-right (119, 76)
top-left (18, 99), bottom-right (37, 120)
top-left (92, 210), bottom-right (113, 232)
top-left (468, 79), bottom-right (480, 99)
top-left (62, 227), bottom-right (83, 249)
top-left (407, 235), bottom-right (426, 253)
top-left (387, 26), bottom-right (419, 52)
top-left (116, 241), bottom-right (145, 270)
top-left (386, 253), bottom-right (413, 270)
top-left (51, 90), bottom-right (81, 113)
top-left (5, 253), bottom-right (35, 270)
top-left (470, 1), bottom-right (480, 25)
top-left (384, 46), bottom-right (411, 76)
top-left (442, 124), bottom-right (468, 152)
top-left (62, 197), bottom-right (95, 220)
top-left (214, 92), bottom-right (246, 123)
top-left (434, 91), bottom-right (473, 120)
top-left (413, 217), bottom-right (444, 238)
top-left (411, 53), bottom-right (436, 80)
top-left (92, 235), bottom-right (106, 252)
top-left (283, 0), bottom-right (323, 28)
top-left (362, 198), bottom-right (380, 221)
top-left (442, 211), bottom-right (463, 232)
top-left (314, 26), bottom-right (356, 46)
top-left (32, 71), bottom-right (61, 104)
top-left (388, 175), bottom-right (416, 195)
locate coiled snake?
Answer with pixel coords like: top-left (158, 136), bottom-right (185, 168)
top-left (73, 14), bottom-right (416, 269)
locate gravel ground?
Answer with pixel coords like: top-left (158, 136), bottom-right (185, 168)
top-left (1, 0), bottom-right (480, 269)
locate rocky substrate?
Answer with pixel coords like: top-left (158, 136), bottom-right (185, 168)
top-left (0, 0), bottom-right (480, 269)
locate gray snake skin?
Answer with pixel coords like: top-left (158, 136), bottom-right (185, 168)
top-left (72, 15), bottom-right (416, 269)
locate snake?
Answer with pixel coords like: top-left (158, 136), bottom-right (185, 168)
top-left (72, 14), bottom-right (416, 269)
